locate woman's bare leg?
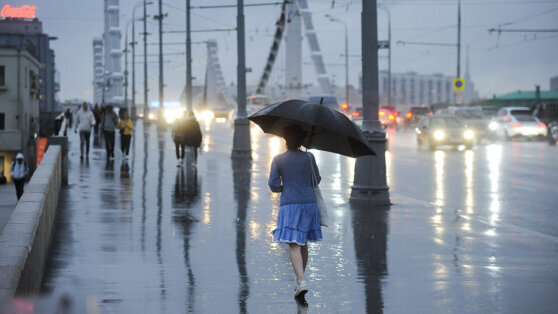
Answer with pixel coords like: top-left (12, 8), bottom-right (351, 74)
top-left (289, 243), bottom-right (305, 283)
top-left (301, 244), bottom-right (308, 272)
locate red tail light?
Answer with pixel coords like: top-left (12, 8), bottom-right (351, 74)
top-left (388, 114), bottom-right (395, 120)
top-left (406, 112), bottom-right (412, 119)
top-left (379, 111), bottom-right (386, 116)
top-left (537, 124), bottom-right (546, 128)
top-left (510, 124), bottom-right (522, 128)
top-left (352, 112), bottom-right (361, 117)
top-left (503, 116), bottom-right (511, 122)
top-left (428, 112), bottom-right (433, 116)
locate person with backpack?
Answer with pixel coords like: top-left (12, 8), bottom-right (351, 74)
top-left (182, 111), bottom-right (203, 167)
top-left (172, 111), bottom-right (188, 167)
top-left (10, 153), bottom-right (29, 200)
top-left (100, 105), bottom-right (119, 160)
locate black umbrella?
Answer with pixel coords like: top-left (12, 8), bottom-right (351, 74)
top-left (248, 99), bottom-right (376, 157)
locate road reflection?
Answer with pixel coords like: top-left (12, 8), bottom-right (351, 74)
top-left (156, 130), bottom-right (166, 300)
top-left (172, 152), bottom-right (200, 313)
top-left (350, 202), bottom-right (389, 313)
top-left (232, 158), bottom-right (251, 313)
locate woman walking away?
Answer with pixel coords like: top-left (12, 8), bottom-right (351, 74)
top-left (268, 124), bottom-right (322, 299)
top-left (100, 105), bottom-right (119, 160)
top-left (117, 112), bottom-right (134, 159)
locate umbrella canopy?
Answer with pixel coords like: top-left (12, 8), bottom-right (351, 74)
top-left (248, 99), bottom-right (376, 157)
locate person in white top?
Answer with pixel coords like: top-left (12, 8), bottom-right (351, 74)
top-left (74, 102), bottom-right (96, 159)
top-left (10, 153), bottom-right (29, 200)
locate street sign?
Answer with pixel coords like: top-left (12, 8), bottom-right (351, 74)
top-left (453, 78), bottom-right (465, 91)
top-left (377, 40), bottom-right (390, 49)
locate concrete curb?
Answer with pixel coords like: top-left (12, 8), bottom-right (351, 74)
top-left (0, 145), bottom-right (62, 308)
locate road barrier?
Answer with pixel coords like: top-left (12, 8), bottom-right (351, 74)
top-left (0, 145), bottom-right (62, 307)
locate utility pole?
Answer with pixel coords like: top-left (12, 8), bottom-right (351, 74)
top-left (143, 0), bottom-right (149, 121)
top-left (231, 0), bottom-right (252, 159)
top-left (325, 14), bottom-right (349, 107)
top-left (186, 0), bottom-right (193, 113)
top-left (155, 0), bottom-right (166, 129)
top-left (456, 0), bottom-right (462, 105)
top-left (124, 21), bottom-right (130, 113)
top-left (350, 0), bottom-right (390, 205)
top-left (457, 0), bottom-right (461, 79)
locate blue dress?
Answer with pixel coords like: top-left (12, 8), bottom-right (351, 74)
top-left (268, 149), bottom-right (323, 245)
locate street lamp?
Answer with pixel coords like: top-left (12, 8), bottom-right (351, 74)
top-left (378, 4), bottom-right (391, 107)
top-left (131, 1), bottom-right (153, 120)
top-left (350, 0), bottom-right (390, 205)
top-left (325, 14), bottom-right (349, 108)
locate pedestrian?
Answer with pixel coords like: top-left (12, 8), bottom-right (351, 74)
top-left (268, 124), bottom-right (322, 299)
top-left (64, 108), bottom-right (73, 128)
top-left (92, 104), bottom-right (102, 137)
top-left (74, 102), bottom-right (96, 160)
top-left (100, 105), bottom-right (119, 160)
top-left (182, 111), bottom-right (202, 167)
top-left (117, 112), bottom-right (134, 159)
top-left (172, 111), bottom-right (188, 166)
top-left (10, 153), bottom-right (29, 200)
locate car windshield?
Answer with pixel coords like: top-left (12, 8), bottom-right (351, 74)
top-left (412, 107), bottom-right (430, 115)
top-left (431, 117), bottom-right (463, 128)
top-left (455, 109), bottom-right (483, 119)
top-left (514, 114), bottom-right (537, 122)
top-left (510, 109), bottom-right (531, 117)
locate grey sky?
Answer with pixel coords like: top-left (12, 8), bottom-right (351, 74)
top-left (24, 0), bottom-right (558, 103)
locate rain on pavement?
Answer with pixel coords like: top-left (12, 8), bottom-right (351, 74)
top-left (37, 120), bottom-right (558, 313)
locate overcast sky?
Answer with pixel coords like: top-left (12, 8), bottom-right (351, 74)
top-left (18, 0), bottom-right (558, 102)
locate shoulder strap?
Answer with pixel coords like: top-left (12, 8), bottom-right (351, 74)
top-left (307, 152), bottom-right (318, 187)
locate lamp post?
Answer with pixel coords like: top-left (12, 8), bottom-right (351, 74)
top-left (143, 0), bottom-right (149, 121)
top-left (378, 4), bottom-right (391, 107)
top-left (185, 0), bottom-right (193, 113)
top-left (131, 1), bottom-right (150, 120)
top-left (124, 20), bottom-right (131, 114)
top-left (350, 0), bottom-right (390, 205)
top-left (325, 14), bottom-right (349, 107)
top-left (231, 0), bottom-right (252, 159)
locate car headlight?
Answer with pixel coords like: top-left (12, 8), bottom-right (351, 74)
top-left (433, 130), bottom-right (445, 140)
top-left (463, 129), bottom-right (475, 140)
top-left (488, 121), bottom-right (498, 130)
top-left (148, 113), bottom-right (155, 120)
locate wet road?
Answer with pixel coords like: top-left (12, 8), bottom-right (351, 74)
top-left (39, 120), bottom-right (558, 313)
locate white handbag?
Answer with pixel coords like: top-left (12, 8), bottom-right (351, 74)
top-left (308, 153), bottom-right (329, 227)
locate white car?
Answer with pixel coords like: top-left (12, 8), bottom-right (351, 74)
top-left (489, 107), bottom-right (547, 140)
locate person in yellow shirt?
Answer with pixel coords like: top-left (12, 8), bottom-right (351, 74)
top-left (116, 112), bottom-right (134, 159)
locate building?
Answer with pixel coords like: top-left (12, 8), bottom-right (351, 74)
top-left (0, 45), bottom-right (41, 181)
top-left (93, 38), bottom-right (104, 104)
top-left (485, 86), bottom-right (558, 109)
top-left (551, 76), bottom-right (558, 91)
top-left (379, 71), bottom-right (455, 110)
top-left (102, 0), bottom-right (124, 105)
top-left (0, 17), bottom-right (59, 136)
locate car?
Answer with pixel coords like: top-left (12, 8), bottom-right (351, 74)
top-left (416, 115), bottom-right (475, 150)
top-left (437, 106), bottom-right (489, 139)
top-left (379, 106), bottom-right (399, 129)
top-left (351, 106), bottom-right (399, 129)
top-left (488, 107), bottom-right (547, 141)
top-left (404, 106), bottom-right (431, 129)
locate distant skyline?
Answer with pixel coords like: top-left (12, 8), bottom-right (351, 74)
top-left (19, 0), bottom-right (558, 103)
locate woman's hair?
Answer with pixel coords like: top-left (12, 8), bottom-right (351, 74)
top-left (283, 124), bottom-right (307, 149)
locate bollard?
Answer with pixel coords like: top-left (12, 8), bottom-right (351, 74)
top-left (46, 137), bottom-right (68, 186)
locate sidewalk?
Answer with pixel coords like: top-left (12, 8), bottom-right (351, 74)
top-left (34, 121), bottom-right (558, 313)
top-left (0, 183), bottom-right (17, 232)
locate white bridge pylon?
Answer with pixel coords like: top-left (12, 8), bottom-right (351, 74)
top-left (204, 39), bottom-right (236, 109)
